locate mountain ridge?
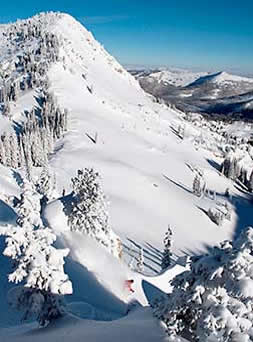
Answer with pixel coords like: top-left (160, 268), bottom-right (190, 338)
top-left (132, 67), bottom-right (253, 116)
top-left (188, 70), bottom-right (253, 87)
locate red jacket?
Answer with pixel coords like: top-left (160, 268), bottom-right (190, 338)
top-left (125, 279), bottom-right (134, 293)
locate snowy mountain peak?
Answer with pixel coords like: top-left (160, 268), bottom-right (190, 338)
top-left (0, 12), bottom-right (140, 93)
top-left (189, 70), bottom-right (253, 87)
top-left (136, 68), bottom-right (208, 87)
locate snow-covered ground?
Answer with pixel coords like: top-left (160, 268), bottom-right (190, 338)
top-left (0, 12), bottom-right (253, 342)
top-left (45, 14), bottom-right (241, 261)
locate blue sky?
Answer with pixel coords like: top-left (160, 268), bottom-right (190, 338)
top-left (0, 1), bottom-right (252, 74)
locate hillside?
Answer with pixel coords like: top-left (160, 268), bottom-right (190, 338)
top-left (44, 13), bottom-right (242, 261)
top-left (0, 12), bottom-right (253, 342)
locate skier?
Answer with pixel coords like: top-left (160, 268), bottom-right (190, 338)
top-left (125, 279), bottom-right (134, 293)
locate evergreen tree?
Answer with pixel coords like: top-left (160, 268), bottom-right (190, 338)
top-left (24, 149), bottom-right (33, 182)
top-left (208, 206), bottom-right (224, 226)
top-left (128, 257), bottom-right (135, 271)
top-left (9, 131), bottom-right (20, 168)
top-left (178, 123), bottom-right (185, 139)
top-left (3, 133), bottom-right (11, 167)
top-left (0, 138), bottom-right (6, 165)
top-left (161, 226), bottom-right (173, 270)
top-left (224, 201), bottom-right (232, 221)
top-left (19, 140), bottom-right (25, 168)
top-left (152, 227), bottom-right (253, 342)
top-left (2, 101), bottom-right (10, 118)
top-left (68, 168), bottom-right (120, 256)
top-left (36, 166), bottom-right (56, 201)
top-left (16, 180), bottom-right (42, 227)
top-left (1, 221), bottom-right (72, 326)
top-left (136, 247), bottom-right (144, 273)
top-left (222, 152), bottom-right (240, 181)
top-left (193, 173), bottom-right (205, 197)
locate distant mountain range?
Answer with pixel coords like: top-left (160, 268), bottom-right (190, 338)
top-left (130, 68), bottom-right (208, 87)
top-left (130, 68), bottom-right (253, 118)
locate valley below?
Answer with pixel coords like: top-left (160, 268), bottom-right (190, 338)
top-left (130, 68), bottom-right (253, 119)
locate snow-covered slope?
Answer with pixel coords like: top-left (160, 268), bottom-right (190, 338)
top-left (40, 13), bottom-right (239, 259)
top-left (0, 12), bottom-right (245, 271)
top-left (1, 12), bottom-right (253, 341)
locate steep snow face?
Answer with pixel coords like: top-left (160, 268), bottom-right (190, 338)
top-left (0, 12), bottom-right (248, 268)
top-left (50, 13), bottom-right (141, 96)
top-left (190, 71), bottom-right (253, 87)
top-left (42, 12), bottom-right (240, 264)
top-left (141, 68), bottom-right (208, 87)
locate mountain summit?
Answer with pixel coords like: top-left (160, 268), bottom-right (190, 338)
top-left (189, 71), bottom-right (253, 87)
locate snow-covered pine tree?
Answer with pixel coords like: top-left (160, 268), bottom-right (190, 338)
top-left (178, 123), bottom-right (185, 139)
top-left (0, 138), bottom-right (6, 165)
top-left (16, 180), bottom-right (42, 228)
top-left (0, 86), bottom-right (5, 103)
top-left (2, 101), bottom-right (10, 118)
top-left (9, 131), bottom-right (20, 168)
top-left (128, 257), bottom-right (135, 271)
top-left (161, 226), bottom-right (173, 270)
top-left (68, 168), bottom-right (120, 256)
top-left (136, 247), bottom-right (144, 273)
top-left (221, 153), bottom-right (232, 178)
top-left (36, 166), bottom-right (56, 202)
top-left (0, 221), bottom-right (72, 326)
top-left (153, 227), bottom-right (253, 341)
top-left (22, 135), bottom-right (33, 182)
top-left (193, 173), bottom-right (201, 197)
top-left (192, 173), bottom-right (205, 197)
top-left (3, 132), bottom-right (12, 167)
top-left (63, 108), bottom-right (68, 131)
top-left (223, 201), bottom-right (232, 221)
top-left (221, 151), bottom-right (241, 181)
top-left (207, 206), bottom-right (224, 226)
top-left (19, 138), bottom-right (25, 168)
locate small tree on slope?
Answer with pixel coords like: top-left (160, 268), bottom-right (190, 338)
top-left (136, 247), bottom-right (144, 273)
top-left (0, 222), bottom-right (72, 326)
top-left (36, 165), bottom-right (57, 202)
top-left (152, 227), bottom-right (253, 342)
top-left (193, 173), bottom-right (205, 197)
top-left (16, 180), bottom-right (42, 227)
top-left (68, 168), bottom-right (120, 257)
top-left (161, 226), bottom-right (173, 270)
